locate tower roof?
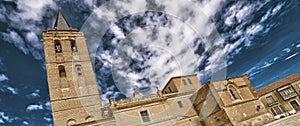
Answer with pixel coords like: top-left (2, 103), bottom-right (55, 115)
top-left (53, 10), bottom-right (71, 30)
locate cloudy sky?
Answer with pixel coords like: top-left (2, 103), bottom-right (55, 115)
top-left (0, 0), bottom-right (300, 125)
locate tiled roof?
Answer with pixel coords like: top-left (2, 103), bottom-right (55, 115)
top-left (255, 74), bottom-right (300, 96)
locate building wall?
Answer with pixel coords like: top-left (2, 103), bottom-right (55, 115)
top-left (224, 100), bottom-right (272, 125)
top-left (114, 94), bottom-right (200, 126)
top-left (204, 109), bottom-right (232, 126)
top-left (162, 75), bottom-right (201, 94)
top-left (212, 75), bottom-right (256, 107)
top-left (259, 80), bottom-right (300, 119)
top-left (192, 75), bottom-right (273, 126)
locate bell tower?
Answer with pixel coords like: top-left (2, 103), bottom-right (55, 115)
top-left (42, 10), bottom-right (103, 126)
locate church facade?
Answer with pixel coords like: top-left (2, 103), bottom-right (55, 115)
top-left (42, 11), bottom-right (299, 126)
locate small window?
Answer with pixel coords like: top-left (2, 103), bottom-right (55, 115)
top-left (75, 65), bottom-right (82, 76)
top-left (140, 110), bottom-right (150, 123)
top-left (54, 40), bottom-right (62, 53)
top-left (266, 95), bottom-right (276, 106)
top-left (77, 68), bottom-right (82, 76)
top-left (71, 40), bottom-right (77, 52)
top-left (177, 101), bottom-right (183, 108)
top-left (188, 78), bottom-right (192, 84)
top-left (256, 105), bottom-right (261, 112)
top-left (228, 85), bottom-right (240, 100)
top-left (58, 65), bottom-right (66, 77)
top-left (182, 79), bottom-right (187, 85)
top-left (168, 87), bottom-right (172, 92)
top-left (67, 119), bottom-right (76, 126)
top-left (229, 88), bottom-right (238, 100)
top-left (85, 116), bottom-right (94, 122)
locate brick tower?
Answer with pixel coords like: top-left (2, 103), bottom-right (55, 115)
top-left (42, 10), bottom-right (103, 126)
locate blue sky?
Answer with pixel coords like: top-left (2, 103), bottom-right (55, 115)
top-left (0, 0), bottom-right (300, 125)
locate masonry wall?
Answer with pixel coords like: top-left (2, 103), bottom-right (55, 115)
top-left (114, 94), bottom-right (200, 126)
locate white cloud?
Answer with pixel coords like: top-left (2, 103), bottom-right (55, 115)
top-left (0, 112), bottom-right (19, 123)
top-left (26, 89), bottom-right (40, 99)
top-left (282, 48), bottom-right (291, 53)
top-left (246, 24), bottom-right (263, 35)
top-left (1, 30), bottom-right (29, 55)
top-left (17, 0), bottom-right (55, 21)
top-left (0, 112), bottom-right (9, 123)
top-left (22, 121), bottom-right (29, 125)
top-left (285, 53), bottom-right (299, 60)
top-left (0, 74), bottom-right (8, 82)
top-left (6, 86), bottom-right (18, 94)
top-left (43, 117), bottom-right (52, 122)
top-left (0, 0), bottom-right (56, 60)
top-left (259, 2), bottom-right (284, 23)
top-left (26, 104), bottom-right (44, 111)
top-left (44, 101), bottom-right (52, 111)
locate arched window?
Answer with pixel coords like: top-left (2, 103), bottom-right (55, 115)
top-left (71, 40), bottom-right (77, 52)
top-left (58, 65), bottom-right (66, 77)
top-left (67, 119), bottom-right (76, 126)
top-left (228, 85), bottom-right (240, 100)
top-left (75, 64), bottom-right (82, 76)
top-left (85, 116), bottom-right (94, 122)
top-left (54, 40), bottom-right (62, 53)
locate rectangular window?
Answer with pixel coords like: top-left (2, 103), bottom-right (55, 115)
top-left (71, 40), bottom-right (78, 52)
top-left (58, 65), bottom-right (66, 77)
top-left (54, 40), bottom-right (62, 53)
top-left (77, 67), bottom-right (82, 76)
top-left (279, 87), bottom-right (297, 100)
top-left (140, 110), bottom-right (150, 123)
top-left (182, 79), bottom-right (187, 85)
top-left (271, 106), bottom-right (283, 115)
top-left (188, 78), bottom-right (192, 84)
top-left (177, 101), bottom-right (183, 108)
top-left (266, 95), bottom-right (276, 106)
top-left (168, 87), bottom-right (172, 92)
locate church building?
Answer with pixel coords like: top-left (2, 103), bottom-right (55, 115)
top-left (42, 10), bottom-right (296, 126)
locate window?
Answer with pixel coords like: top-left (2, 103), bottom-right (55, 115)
top-left (168, 87), bottom-right (172, 92)
top-left (256, 105), bottom-right (261, 112)
top-left (54, 40), bottom-right (62, 53)
top-left (85, 116), bottom-right (94, 122)
top-left (77, 68), bottom-right (82, 76)
top-left (271, 105), bottom-right (284, 115)
top-left (182, 79), bottom-right (187, 85)
top-left (266, 95), bottom-right (276, 106)
top-left (75, 65), bottom-right (82, 76)
top-left (58, 65), bottom-right (66, 77)
top-left (228, 85), bottom-right (240, 100)
top-left (188, 78), bottom-right (192, 84)
top-left (140, 110), bottom-right (150, 123)
top-left (177, 101), bottom-right (183, 108)
top-left (71, 40), bottom-right (77, 52)
top-left (67, 119), bottom-right (76, 126)
top-left (279, 87), bottom-right (297, 100)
